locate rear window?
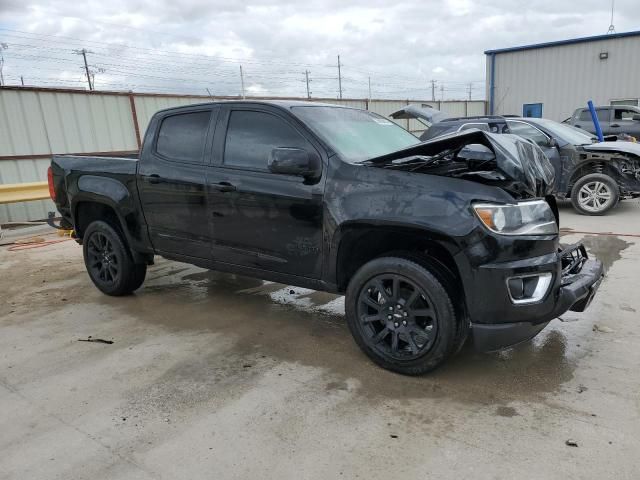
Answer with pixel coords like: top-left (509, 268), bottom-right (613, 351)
top-left (156, 111), bottom-right (211, 163)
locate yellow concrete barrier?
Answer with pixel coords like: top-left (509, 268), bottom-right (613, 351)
top-left (0, 182), bottom-right (50, 205)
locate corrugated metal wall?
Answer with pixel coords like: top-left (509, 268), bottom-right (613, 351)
top-left (0, 86), bottom-right (485, 223)
top-left (488, 35), bottom-right (640, 121)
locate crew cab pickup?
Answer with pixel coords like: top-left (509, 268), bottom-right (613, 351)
top-left (49, 101), bottom-right (603, 374)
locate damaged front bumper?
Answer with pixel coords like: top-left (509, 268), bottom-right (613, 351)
top-left (472, 244), bottom-right (604, 352)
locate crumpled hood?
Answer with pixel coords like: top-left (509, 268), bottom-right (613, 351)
top-left (582, 140), bottom-right (640, 156)
top-left (365, 129), bottom-right (555, 198)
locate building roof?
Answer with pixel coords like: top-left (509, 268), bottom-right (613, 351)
top-left (484, 30), bottom-right (640, 55)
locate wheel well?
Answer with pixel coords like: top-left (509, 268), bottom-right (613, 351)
top-left (75, 202), bottom-right (122, 240)
top-left (567, 161), bottom-right (620, 194)
top-left (335, 226), bottom-right (462, 295)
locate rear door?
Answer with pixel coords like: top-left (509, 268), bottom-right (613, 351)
top-left (206, 105), bottom-right (325, 278)
top-left (137, 106), bottom-right (218, 258)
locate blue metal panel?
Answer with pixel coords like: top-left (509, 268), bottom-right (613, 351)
top-left (523, 103), bottom-right (543, 118)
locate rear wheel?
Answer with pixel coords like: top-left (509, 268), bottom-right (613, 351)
top-left (83, 220), bottom-right (147, 296)
top-left (571, 173), bottom-right (619, 215)
top-left (345, 256), bottom-right (459, 375)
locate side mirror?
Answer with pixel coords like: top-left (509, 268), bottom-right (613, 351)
top-left (268, 147), bottom-right (321, 179)
top-left (547, 137), bottom-right (559, 148)
top-left (632, 114), bottom-right (640, 121)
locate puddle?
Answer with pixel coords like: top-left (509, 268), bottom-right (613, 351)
top-left (580, 235), bottom-right (630, 273)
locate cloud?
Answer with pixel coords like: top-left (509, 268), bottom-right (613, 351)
top-left (1, 0), bottom-right (639, 99)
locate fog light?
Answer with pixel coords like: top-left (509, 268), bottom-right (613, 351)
top-left (507, 273), bottom-right (552, 304)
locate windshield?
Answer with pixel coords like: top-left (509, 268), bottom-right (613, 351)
top-left (527, 118), bottom-right (594, 145)
top-left (291, 106), bottom-right (420, 163)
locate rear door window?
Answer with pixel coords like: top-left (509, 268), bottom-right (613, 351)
top-left (156, 111), bottom-right (211, 164)
top-left (223, 110), bottom-right (309, 171)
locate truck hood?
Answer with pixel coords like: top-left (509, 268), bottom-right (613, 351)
top-left (363, 129), bottom-right (555, 198)
top-left (389, 104), bottom-right (450, 124)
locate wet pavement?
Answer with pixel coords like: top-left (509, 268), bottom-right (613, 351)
top-left (1, 200), bottom-right (639, 479)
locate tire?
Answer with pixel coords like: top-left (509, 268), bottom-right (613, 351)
top-left (82, 220), bottom-right (147, 296)
top-left (345, 256), bottom-right (459, 375)
top-left (570, 173), bottom-right (619, 216)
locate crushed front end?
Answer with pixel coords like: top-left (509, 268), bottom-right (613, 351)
top-left (467, 242), bottom-right (603, 352)
top-left (363, 129), bottom-right (604, 352)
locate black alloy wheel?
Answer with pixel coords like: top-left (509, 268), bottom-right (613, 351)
top-left (82, 220), bottom-right (147, 296)
top-left (86, 231), bottom-right (121, 286)
top-left (345, 256), bottom-right (459, 375)
top-left (356, 273), bottom-right (438, 359)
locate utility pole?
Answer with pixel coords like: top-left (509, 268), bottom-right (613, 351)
top-left (73, 49), bottom-right (94, 90)
top-left (239, 65), bottom-right (246, 99)
top-left (368, 76), bottom-right (372, 100)
top-left (337, 55), bottom-right (342, 99)
top-left (305, 70), bottom-right (311, 99)
top-left (20, 75), bottom-right (24, 86)
top-left (440, 84), bottom-right (444, 100)
top-left (0, 43), bottom-right (8, 87)
top-left (430, 79), bottom-right (436, 102)
top-left (467, 82), bottom-right (473, 100)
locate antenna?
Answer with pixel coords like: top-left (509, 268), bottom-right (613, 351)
top-left (607, 0), bottom-right (616, 34)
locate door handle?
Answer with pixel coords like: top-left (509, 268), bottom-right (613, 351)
top-left (212, 181), bottom-right (237, 193)
top-left (611, 123), bottom-right (620, 128)
top-left (145, 174), bottom-right (163, 184)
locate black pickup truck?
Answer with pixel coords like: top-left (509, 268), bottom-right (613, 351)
top-left (49, 101), bottom-right (603, 374)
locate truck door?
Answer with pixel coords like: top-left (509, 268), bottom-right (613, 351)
top-left (137, 107), bottom-right (218, 259)
top-left (610, 107), bottom-right (640, 138)
top-left (206, 105), bottom-right (325, 278)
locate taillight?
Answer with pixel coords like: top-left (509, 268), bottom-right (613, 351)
top-left (47, 166), bottom-right (56, 201)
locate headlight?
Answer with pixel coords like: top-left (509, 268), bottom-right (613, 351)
top-left (473, 200), bottom-right (558, 235)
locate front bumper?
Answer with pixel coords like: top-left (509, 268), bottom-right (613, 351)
top-left (472, 244), bottom-right (604, 352)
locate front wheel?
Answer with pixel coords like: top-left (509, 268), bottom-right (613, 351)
top-left (83, 220), bottom-right (147, 296)
top-left (570, 173), bottom-right (619, 215)
top-left (345, 256), bottom-right (459, 375)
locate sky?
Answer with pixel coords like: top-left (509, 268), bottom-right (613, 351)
top-left (0, 0), bottom-right (638, 100)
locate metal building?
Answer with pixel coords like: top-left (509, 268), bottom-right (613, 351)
top-left (485, 30), bottom-right (640, 121)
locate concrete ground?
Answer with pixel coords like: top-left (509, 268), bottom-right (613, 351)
top-left (1, 200), bottom-right (639, 480)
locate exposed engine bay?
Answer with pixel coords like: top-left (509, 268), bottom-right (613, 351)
top-left (362, 129), bottom-right (555, 198)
